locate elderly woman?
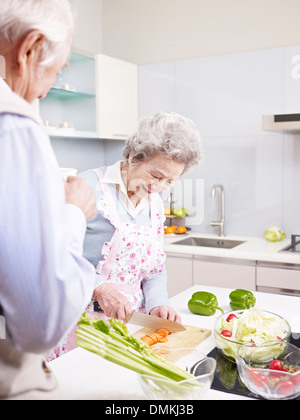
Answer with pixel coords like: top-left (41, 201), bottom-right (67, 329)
top-left (48, 111), bottom-right (202, 360)
top-left (0, 0), bottom-right (97, 400)
top-left (82, 111), bottom-right (202, 323)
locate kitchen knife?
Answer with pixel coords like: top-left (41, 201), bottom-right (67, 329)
top-left (129, 311), bottom-right (186, 333)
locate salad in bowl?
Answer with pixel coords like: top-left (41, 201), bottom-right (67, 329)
top-left (214, 308), bottom-right (291, 362)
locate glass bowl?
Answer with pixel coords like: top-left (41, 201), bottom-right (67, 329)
top-left (138, 348), bottom-right (216, 400)
top-left (213, 309), bottom-right (291, 362)
top-left (236, 341), bottom-right (300, 400)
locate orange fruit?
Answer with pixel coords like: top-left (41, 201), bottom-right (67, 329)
top-left (176, 226), bottom-right (187, 234)
top-left (164, 225), bottom-right (176, 234)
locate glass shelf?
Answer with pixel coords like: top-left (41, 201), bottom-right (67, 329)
top-left (46, 127), bottom-right (99, 139)
top-left (46, 87), bottom-right (96, 101)
top-left (70, 51), bottom-right (95, 63)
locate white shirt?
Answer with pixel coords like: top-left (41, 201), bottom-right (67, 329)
top-left (102, 160), bottom-right (150, 219)
top-left (0, 78), bottom-right (96, 354)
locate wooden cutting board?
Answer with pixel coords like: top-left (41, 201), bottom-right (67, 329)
top-left (133, 325), bottom-right (212, 363)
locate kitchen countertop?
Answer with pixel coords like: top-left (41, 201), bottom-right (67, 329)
top-left (49, 286), bottom-right (300, 401)
top-left (164, 232), bottom-right (300, 265)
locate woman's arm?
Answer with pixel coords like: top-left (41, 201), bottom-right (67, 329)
top-left (141, 266), bottom-right (169, 314)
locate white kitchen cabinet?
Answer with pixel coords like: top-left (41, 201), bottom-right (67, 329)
top-left (256, 262), bottom-right (300, 296)
top-left (39, 50), bottom-right (138, 141)
top-left (96, 54), bottom-right (138, 140)
top-left (39, 49), bottom-right (97, 139)
top-left (165, 252), bottom-right (193, 297)
top-left (193, 256), bottom-right (256, 291)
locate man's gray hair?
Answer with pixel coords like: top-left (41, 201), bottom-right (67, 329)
top-left (123, 112), bottom-right (202, 173)
top-left (0, 0), bottom-right (74, 68)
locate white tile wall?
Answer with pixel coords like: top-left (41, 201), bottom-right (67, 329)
top-left (139, 46), bottom-right (300, 237)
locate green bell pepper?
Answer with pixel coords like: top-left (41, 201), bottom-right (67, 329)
top-left (188, 291), bottom-right (224, 316)
top-left (229, 289), bottom-right (256, 310)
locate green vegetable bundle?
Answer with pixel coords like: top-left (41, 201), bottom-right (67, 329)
top-left (75, 313), bottom-right (195, 385)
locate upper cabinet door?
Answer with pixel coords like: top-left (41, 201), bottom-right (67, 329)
top-left (96, 54), bottom-right (138, 140)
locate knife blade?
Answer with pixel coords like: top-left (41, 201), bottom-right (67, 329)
top-left (129, 311), bottom-right (186, 333)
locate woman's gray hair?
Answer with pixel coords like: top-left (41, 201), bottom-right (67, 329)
top-left (123, 112), bottom-right (202, 174)
top-left (0, 0), bottom-right (74, 68)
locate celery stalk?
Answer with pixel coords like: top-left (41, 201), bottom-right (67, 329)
top-left (75, 316), bottom-right (196, 384)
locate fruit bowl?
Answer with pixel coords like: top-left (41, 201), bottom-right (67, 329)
top-left (236, 341), bottom-right (300, 400)
top-left (213, 309), bottom-right (291, 362)
top-left (138, 349), bottom-right (216, 400)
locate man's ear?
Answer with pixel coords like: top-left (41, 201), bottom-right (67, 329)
top-left (16, 30), bottom-right (45, 77)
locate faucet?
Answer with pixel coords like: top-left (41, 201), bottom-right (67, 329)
top-left (210, 184), bottom-right (225, 237)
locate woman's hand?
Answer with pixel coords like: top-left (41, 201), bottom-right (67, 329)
top-left (150, 305), bottom-right (182, 324)
top-left (93, 283), bottom-right (132, 323)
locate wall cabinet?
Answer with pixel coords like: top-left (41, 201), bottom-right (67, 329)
top-left (165, 253), bottom-right (193, 297)
top-left (39, 49), bottom-right (97, 139)
top-left (193, 256), bottom-right (256, 291)
top-left (39, 50), bottom-right (138, 141)
top-left (96, 54), bottom-right (138, 140)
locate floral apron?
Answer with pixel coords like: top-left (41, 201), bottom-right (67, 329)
top-left (47, 168), bottom-right (166, 360)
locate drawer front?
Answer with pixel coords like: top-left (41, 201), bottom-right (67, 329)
top-left (165, 254), bottom-right (193, 298)
top-left (257, 266), bottom-right (300, 292)
top-left (193, 259), bottom-right (256, 291)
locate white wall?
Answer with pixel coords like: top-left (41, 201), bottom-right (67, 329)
top-left (70, 0), bottom-right (103, 54)
top-left (139, 45), bottom-right (300, 237)
top-left (50, 2), bottom-right (300, 237)
top-left (102, 0), bottom-right (300, 64)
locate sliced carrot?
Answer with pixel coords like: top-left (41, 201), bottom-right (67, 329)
top-left (146, 333), bottom-right (160, 344)
top-left (141, 329), bottom-right (170, 346)
top-left (141, 336), bottom-right (153, 346)
top-left (157, 329), bottom-right (170, 338)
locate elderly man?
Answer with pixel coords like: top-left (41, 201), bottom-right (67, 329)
top-left (0, 0), bottom-right (99, 399)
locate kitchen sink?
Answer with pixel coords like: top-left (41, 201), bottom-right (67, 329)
top-left (171, 236), bottom-right (245, 249)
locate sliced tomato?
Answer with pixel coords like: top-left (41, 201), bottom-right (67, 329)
top-left (221, 330), bottom-right (232, 338)
top-left (226, 314), bottom-right (238, 323)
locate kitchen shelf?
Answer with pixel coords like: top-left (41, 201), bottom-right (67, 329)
top-left (39, 50), bottom-right (97, 136)
top-left (40, 50), bottom-right (138, 141)
top-left (47, 87), bottom-right (96, 101)
top-left (262, 114), bottom-right (300, 133)
top-left (46, 128), bottom-right (99, 139)
top-left (70, 52), bottom-right (95, 63)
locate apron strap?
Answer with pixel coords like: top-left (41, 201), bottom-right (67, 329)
top-left (93, 168), bottom-right (121, 227)
top-left (93, 168), bottom-right (122, 282)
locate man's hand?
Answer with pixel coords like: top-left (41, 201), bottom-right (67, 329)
top-left (150, 305), bottom-right (182, 324)
top-left (65, 176), bottom-right (96, 221)
top-left (93, 283), bottom-right (132, 323)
